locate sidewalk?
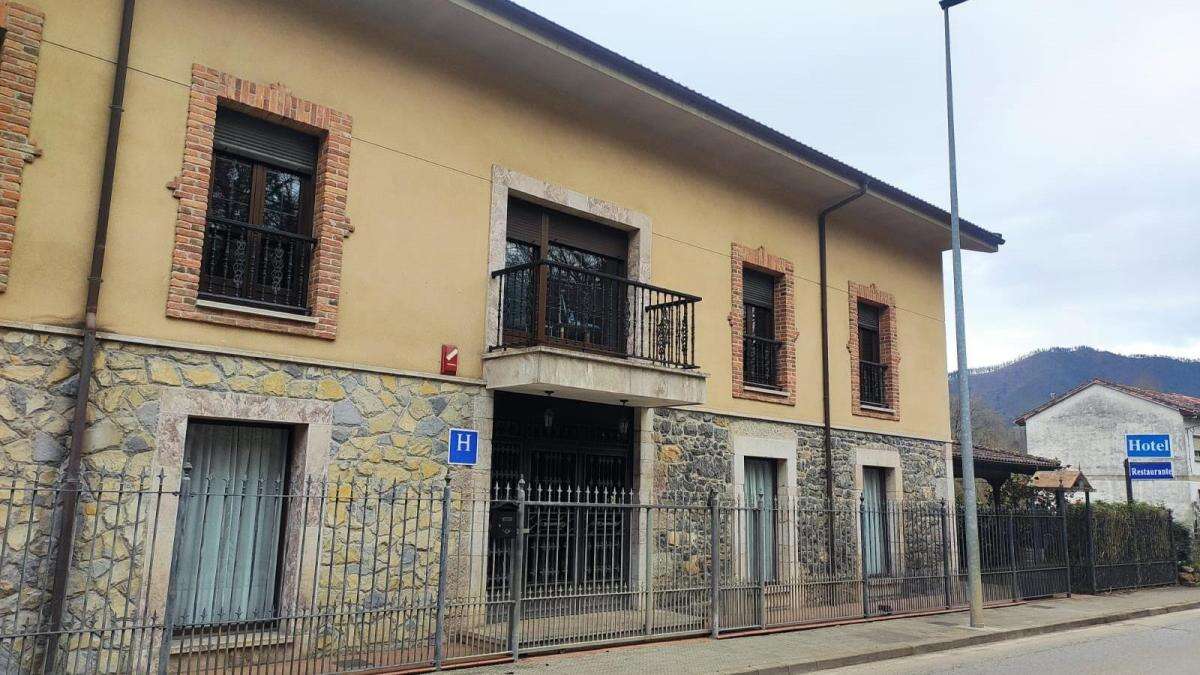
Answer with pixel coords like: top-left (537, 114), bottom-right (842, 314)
top-left (453, 586), bottom-right (1200, 674)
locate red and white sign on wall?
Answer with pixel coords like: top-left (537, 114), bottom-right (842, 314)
top-left (440, 344), bottom-right (459, 376)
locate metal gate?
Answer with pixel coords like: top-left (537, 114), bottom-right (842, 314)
top-left (487, 394), bottom-right (636, 614)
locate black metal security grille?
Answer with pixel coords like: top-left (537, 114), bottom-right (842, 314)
top-left (493, 260), bottom-right (700, 369)
top-left (857, 302), bottom-right (887, 406)
top-left (859, 360), bottom-right (887, 407)
top-left (198, 216), bottom-right (316, 313)
top-left (742, 271), bottom-right (779, 388)
top-left (743, 335), bottom-right (781, 388)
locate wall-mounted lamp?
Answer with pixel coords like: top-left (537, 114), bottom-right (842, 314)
top-left (618, 399), bottom-right (630, 435)
top-left (543, 390), bottom-right (555, 430)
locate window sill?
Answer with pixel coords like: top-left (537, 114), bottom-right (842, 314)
top-left (860, 403), bottom-right (895, 414)
top-left (744, 385), bottom-right (789, 398)
top-left (855, 403), bottom-right (899, 421)
top-left (170, 628), bottom-right (292, 655)
top-left (195, 298), bottom-right (318, 324)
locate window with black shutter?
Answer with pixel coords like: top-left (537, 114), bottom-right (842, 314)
top-left (502, 198), bottom-right (629, 352)
top-left (743, 269), bottom-right (779, 387)
top-left (199, 108), bottom-right (319, 314)
top-left (858, 302), bottom-right (886, 406)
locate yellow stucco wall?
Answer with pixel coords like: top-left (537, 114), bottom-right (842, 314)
top-left (4, 0), bottom-right (957, 441)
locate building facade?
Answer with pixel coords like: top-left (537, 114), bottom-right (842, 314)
top-left (1019, 380), bottom-right (1200, 525)
top-left (0, 0), bottom-right (1003, 670)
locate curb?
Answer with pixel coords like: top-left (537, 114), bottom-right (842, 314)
top-left (743, 599), bottom-right (1200, 674)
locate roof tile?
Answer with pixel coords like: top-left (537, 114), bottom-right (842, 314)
top-left (1015, 379), bottom-right (1200, 424)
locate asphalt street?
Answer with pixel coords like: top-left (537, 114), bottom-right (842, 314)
top-left (824, 607), bottom-right (1200, 674)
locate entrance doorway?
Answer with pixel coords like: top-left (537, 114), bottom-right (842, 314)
top-left (491, 392), bottom-right (635, 491)
top-left (488, 392), bottom-right (637, 606)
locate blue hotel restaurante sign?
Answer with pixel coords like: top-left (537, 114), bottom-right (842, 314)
top-left (1128, 462), bottom-right (1173, 480)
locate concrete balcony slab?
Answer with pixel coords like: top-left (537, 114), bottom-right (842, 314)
top-left (482, 345), bottom-right (706, 408)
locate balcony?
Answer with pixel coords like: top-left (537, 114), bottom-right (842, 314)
top-left (198, 216), bottom-right (315, 314)
top-left (484, 260), bottom-right (707, 407)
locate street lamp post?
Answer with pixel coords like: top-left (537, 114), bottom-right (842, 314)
top-left (940, 0), bottom-right (985, 627)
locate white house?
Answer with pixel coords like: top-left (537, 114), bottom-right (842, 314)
top-left (1017, 379), bottom-right (1200, 525)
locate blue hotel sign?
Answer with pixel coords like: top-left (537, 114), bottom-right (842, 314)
top-left (1129, 462), bottom-right (1173, 480)
top-left (1126, 434), bottom-right (1172, 458)
top-left (447, 428), bottom-right (479, 466)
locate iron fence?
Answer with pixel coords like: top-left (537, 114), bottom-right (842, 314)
top-left (0, 472), bottom-right (1176, 674)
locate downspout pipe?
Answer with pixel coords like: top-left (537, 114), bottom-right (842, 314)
top-left (818, 182), bottom-right (868, 516)
top-left (44, 0), bottom-right (136, 667)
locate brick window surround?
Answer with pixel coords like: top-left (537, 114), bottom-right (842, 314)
top-left (730, 243), bottom-right (795, 405)
top-left (166, 65), bottom-right (352, 339)
top-left (0, 3), bottom-right (45, 293)
top-left (848, 282), bottom-right (900, 420)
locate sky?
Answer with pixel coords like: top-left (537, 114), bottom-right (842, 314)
top-left (514, 0), bottom-right (1200, 369)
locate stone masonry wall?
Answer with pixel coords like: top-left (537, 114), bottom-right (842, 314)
top-left (653, 407), bottom-right (947, 507)
top-left (650, 408), bottom-right (948, 594)
top-left (0, 328), bottom-right (481, 480)
top-left (0, 327), bottom-right (485, 672)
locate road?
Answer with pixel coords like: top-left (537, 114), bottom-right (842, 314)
top-left (824, 608), bottom-right (1200, 674)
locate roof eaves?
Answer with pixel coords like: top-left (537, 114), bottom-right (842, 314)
top-left (462, 0), bottom-right (1005, 250)
top-left (1104, 381), bottom-right (1200, 418)
top-left (952, 443), bottom-right (1060, 469)
top-left (1015, 378), bottom-right (1200, 425)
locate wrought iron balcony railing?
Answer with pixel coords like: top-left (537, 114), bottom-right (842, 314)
top-left (743, 335), bottom-right (782, 388)
top-left (492, 260), bottom-right (701, 369)
top-left (198, 215), bottom-right (316, 314)
top-left (859, 359), bottom-right (888, 407)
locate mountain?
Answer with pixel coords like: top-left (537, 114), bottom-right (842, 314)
top-left (949, 346), bottom-right (1200, 422)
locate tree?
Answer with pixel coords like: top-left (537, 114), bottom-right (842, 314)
top-left (949, 391), bottom-right (1022, 454)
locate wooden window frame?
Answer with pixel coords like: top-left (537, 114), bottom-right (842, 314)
top-left (502, 199), bottom-right (631, 356)
top-left (731, 244), bottom-right (795, 405)
top-left (742, 269), bottom-right (780, 389)
top-left (166, 65), bottom-right (352, 339)
top-left (848, 282), bottom-right (900, 420)
top-left (195, 151), bottom-right (318, 314)
top-left (210, 151), bottom-right (315, 238)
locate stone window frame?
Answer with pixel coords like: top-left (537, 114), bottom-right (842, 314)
top-left (854, 447), bottom-right (904, 578)
top-left (731, 434), bottom-right (797, 582)
top-left (730, 244), bottom-right (796, 405)
top-left (848, 282), bottom-right (900, 420)
top-left (732, 434), bottom-right (798, 503)
top-left (143, 389), bottom-right (332, 649)
top-left (165, 64), bottom-right (353, 340)
top-left (485, 165), bottom-right (653, 350)
top-left (0, 3), bottom-right (45, 293)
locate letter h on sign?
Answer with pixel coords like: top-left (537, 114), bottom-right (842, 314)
top-left (448, 428), bottom-right (479, 466)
